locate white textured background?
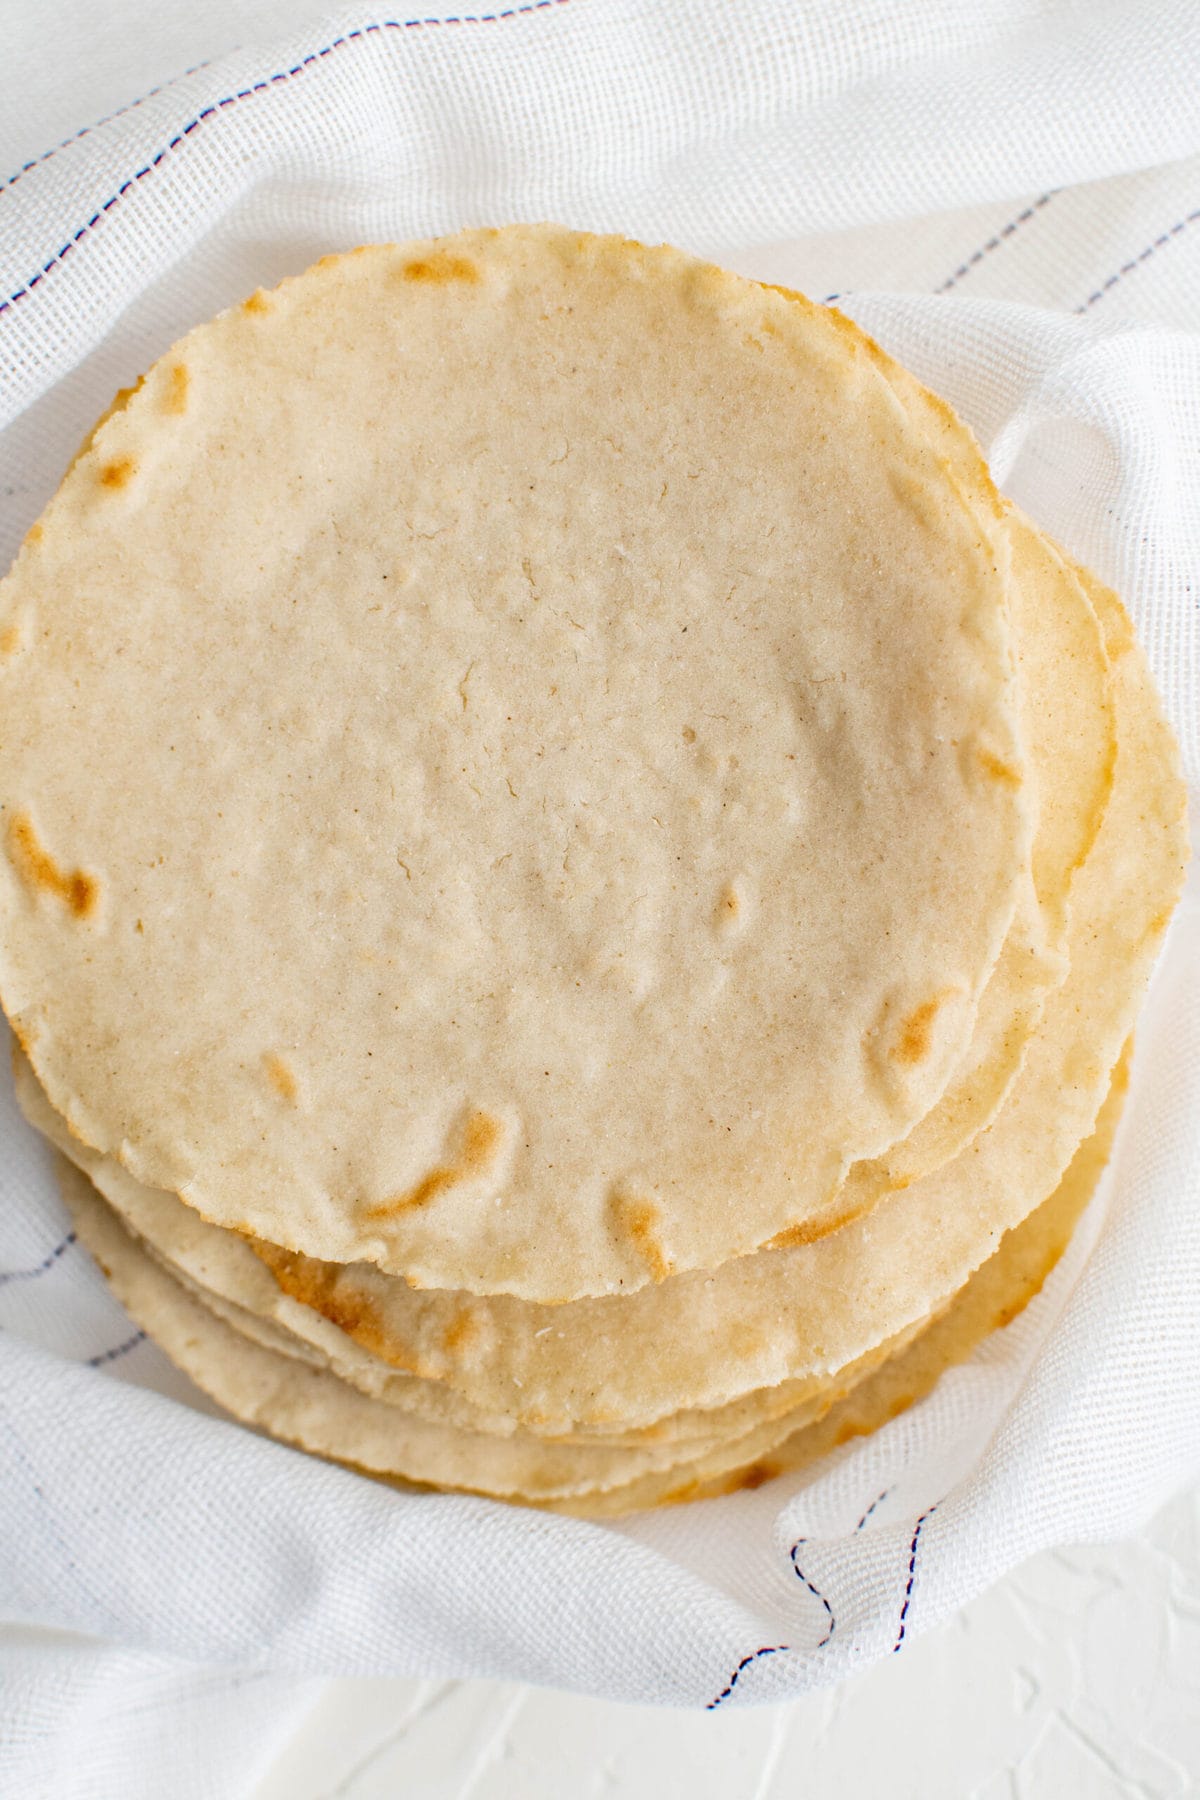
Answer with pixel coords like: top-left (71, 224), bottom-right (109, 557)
top-left (2, 4), bottom-right (1199, 1794)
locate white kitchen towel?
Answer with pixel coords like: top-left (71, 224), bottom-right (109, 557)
top-left (1, 2), bottom-right (1199, 1793)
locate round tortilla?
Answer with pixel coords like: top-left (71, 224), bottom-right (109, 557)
top-left (0, 227), bottom-right (1027, 1299)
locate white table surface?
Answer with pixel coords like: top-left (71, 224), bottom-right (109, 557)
top-left (3, 6), bottom-right (1198, 1795)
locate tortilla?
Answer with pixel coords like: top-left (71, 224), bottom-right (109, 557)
top-left (0, 228), bottom-right (1027, 1300)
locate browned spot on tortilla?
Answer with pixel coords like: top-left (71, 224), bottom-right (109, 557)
top-left (23, 522), bottom-right (42, 548)
top-left (262, 1052), bottom-right (297, 1103)
top-left (729, 1458), bottom-right (780, 1493)
top-left (379, 1165), bottom-right (456, 1214)
top-left (765, 1191), bottom-right (868, 1250)
top-left (660, 1476), bottom-right (702, 1507)
top-left (164, 362), bottom-right (189, 415)
top-left (681, 725), bottom-right (696, 743)
top-left (8, 812), bottom-right (99, 918)
top-left (67, 376), bottom-right (146, 475)
top-left (714, 882), bottom-right (740, 928)
top-left (441, 1309), bottom-right (479, 1356)
top-left (0, 623), bottom-right (22, 659)
top-left (1145, 905), bottom-right (1178, 941)
top-left (893, 992), bottom-right (953, 1066)
top-left (241, 289), bottom-right (272, 315)
top-left (766, 1218), bottom-right (821, 1250)
top-left (610, 1188), bottom-right (674, 1282)
top-left (400, 252), bottom-right (480, 286)
top-left (757, 278), bottom-right (803, 304)
top-left (831, 1417), bottom-right (874, 1450)
top-left (247, 1238), bottom-right (434, 1377)
top-left (98, 456), bottom-right (136, 491)
top-left (364, 1107), bottom-right (505, 1219)
top-left (977, 747), bottom-right (1022, 787)
top-left (461, 1110), bottom-right (502, 1166)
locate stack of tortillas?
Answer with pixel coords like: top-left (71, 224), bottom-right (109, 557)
top-left (0, 226), bottom-right (1186, 1515)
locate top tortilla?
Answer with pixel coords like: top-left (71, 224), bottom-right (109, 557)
top-left (0, 227), bottom-right (1027, 1299)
